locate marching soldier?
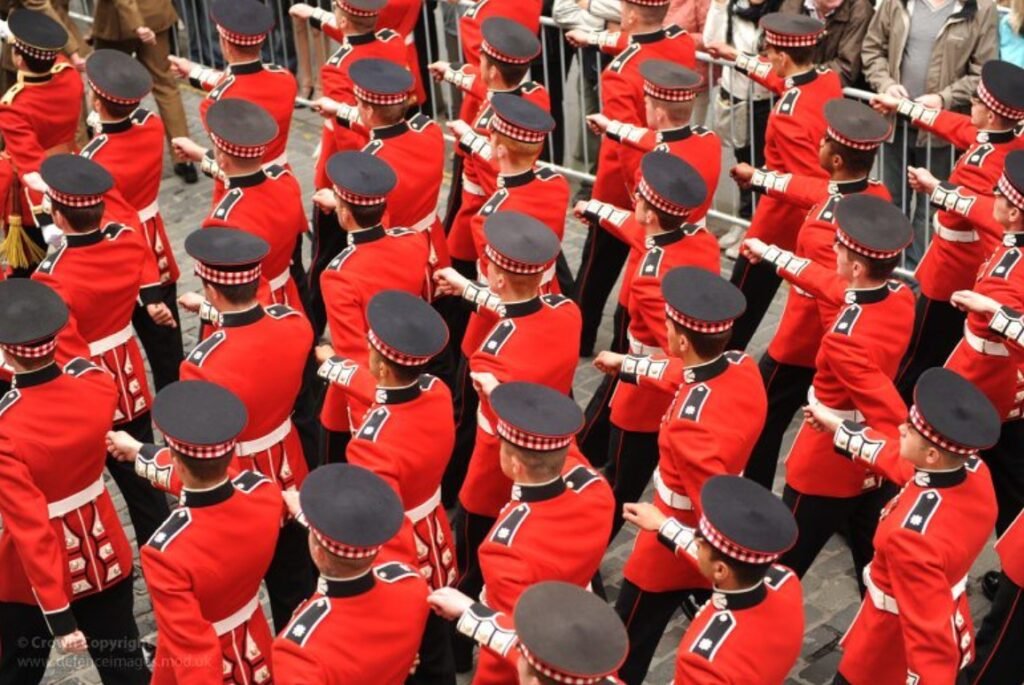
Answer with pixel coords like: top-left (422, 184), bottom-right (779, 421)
top-left (805, 369), bottom-right (999, 684)
top-left (0, 9), bottom-right (80, 274)
top-left (574, 152), bottom-right (719, 537)
top-left (733, 99), bottom-right (892, 488)
top-left (174, 99), bottom-right (307, 309)
top-left (429, 581), bottom-right (628, 685)
top-left (0, 279), bottom-right (148, 684)
top-left (591, 266), bottom-right (765, 684)
top-left (625, 476), bottom-right (803, 685)
top-left (31, 154), bottom-right (170, 546)
top-left (81, 49), bottom-right (183, 391)
top-left (273, 463), bottom-right (429, 684)
top-left (314, 151), bottom-right (431, 463)
top-left (870, 60), bottom-right (1024, 401)
top-left (565, 0), bottom-right (697, 356)
top-left (708, 14), bottom-right (843, 351)
top-left (132, 381), bottom-right (283, 684)
top-left (743, 196), bottom-right (914, 584)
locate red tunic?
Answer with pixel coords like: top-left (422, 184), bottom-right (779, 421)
top-left (272, 562), bottom-right (429, 685)
top-left (460, 294), bottom-right (582, 517)
top-left (458, 0), bottom-right (542, 68)
top-left (0, 360), bottom-right (133, 632)
top-left (143, 473), bottom-right (283, 685)
top-left (620, 351), bottom-right (767, 591)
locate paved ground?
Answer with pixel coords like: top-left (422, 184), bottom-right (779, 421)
top-left (43, 87), bottom-right (1000, 684)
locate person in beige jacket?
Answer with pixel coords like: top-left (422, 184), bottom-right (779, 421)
top-left (0, 0), bottom-right (85, 89)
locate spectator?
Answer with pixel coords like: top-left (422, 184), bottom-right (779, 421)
top-left (1000, 0), bottom-right (1024, 66)
top-left (780, 0), bottom-right (874, 85)
top-left (862, 0), bottom-right (998, 265)
top-left (666, 0), bottom-right (711, 124)
top-left (175, 0), bottom-right (224, 68)
top-left (291, 0), bottom-right (330, 101)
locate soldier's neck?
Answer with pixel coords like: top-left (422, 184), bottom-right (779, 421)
top-left (782, 63), bottom-right (814, 79)
top-left (681, 349), bottom-right (714, 368)
top-left (498, 159), bottom-right (535, 176)
top-left (215, 300), bottom-right (259, 315)
top-left (631, 23), bottom-right (663, 36)
top-left (831, 168), bottom-right (865, 182)
top-left (848, 275), bottom-right (886, 291)
top-left (656, 118), bottom-right (689, 132)
top-left (180, 474), bottom-right (230, 492)
top-left (498, 287), bottom-right (540, 304)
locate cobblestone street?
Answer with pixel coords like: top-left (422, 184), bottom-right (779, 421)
top-left (44, 88), bottom-right (1000, 684)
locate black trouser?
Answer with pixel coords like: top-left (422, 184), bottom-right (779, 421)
top-left (605, 426), bottom-right (659, 542)
top-left (577, 305), bottom-right (630, 466)
top-left (409, 612), bottom-right (456, 685)
top-left (443, 354), bottom-right (478, 508)
top-left (980, 418), bottom-right (1024, 536)
top-left (452, 508), bottom-right (496, 669)
top-left (727, 256), bottom-right (783, 352)
top-left (574, 220), bottom-right (630, 357)
top-left (0, 577), bottom-right (148, 685)
top-left (435, 258), bottom-right (477, 396)
top-left (743, 355), bottom-right (816, 489)
top-left (968, 572), bottom-right (1024, 684)
top-left (613, 580), bottom-right (711, 685)
top-left (895, 296), bottom-right (966, 404)
top-left (307, 208), bottom-right (346, 338)
top-left (106, 413), bottom-right (170, 546)
top-left (780, 483), bottom-right (896, 593)
top-left (729, 95), bottom-right (772, 220)
top-left (319, 426), bottom-right (351, 466)
top-left (413, 0), bottom-right (440, 117)
top-left (265, 520), bottom-right (317, 633)
top-left (131, 283), bottom-right (183, 392)
top-left (295, 350), bottom-right (324, 472)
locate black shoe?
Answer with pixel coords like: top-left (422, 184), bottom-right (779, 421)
top-left (140, 640), bottom-right (157, 670)
top-left (982, 570), bottom-right (1001, 601)
top-left (174, 162), bottom-right (198, 184)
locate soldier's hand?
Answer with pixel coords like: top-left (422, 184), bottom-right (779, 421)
top-left (427, 587), bottom-right (474, 620)
top-left (147, 303), bottom-right (177, 328)
top-left (915, 93), bottom-right (943, 110)
top-left (704, 42), bottom-right (738, 61)
top-left (315, 344), bottom-right (336, 365)
top-left (565, 29), bottom-right (591, 49)
top-left (57, 630), bottom-right (88, 654)
top-left (167, 55), bottom-right (192, 79)
top-left (177, 291), bottom-right (204, 313)
top-left (593, 350), bottom-right (625, 375)
top-left (171, 137), bottom-right (206, 162)
top-left (289, 3), bottom-right (315, 20)
top-left (470, 371), bottom-right (500, 398)
top-left (572, 200), bottom-right (590, 221)
top-left (445, 119), bottom-right (472, 138)
top-left (623, 502), bottom-right (668, 532)
top-left (950, 290), bottom-right (1001, 316)
top-left (585, 113), bottom-right (610, 135)
top-left (427, 61), bottom-right (450, 81)
top-left (869, 92), bottom-right (900, 115)
top-left (106, 430), bottom-right (142, 462)
top-left (22, 171), bottom-right (46, 194)
top-left (70, 52), bottom-right (86, 72)
top-left (136, 26), bottom-right (157, 45)
top-left (883, 83), bottom-right (909, 100)
top-left (281, 489), bottom-right (302, 519)
top-left (311, 97), bottom-right (341, 118)
top-left (433, 267), bottom-right (468, 297)
top-left (802, 403), bottom-right (843, 433)
top-left (730, 163), bottom-right (755, 188)
top-left (906, 166), bottom-right (939, 195)
top-left (741, 238), bottom-right (769, 263)
top-left (312, 188), bottom-right (338, 213)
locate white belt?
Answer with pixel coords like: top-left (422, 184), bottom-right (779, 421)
top-left (263, 152), bottom-right (288, 169)
top-left (48, 478), bottom-right (103, 518)
top-left (88, 323), bottom-right (133, 357)
top-left (268, 268), bottom-right (290, 292)
top-left (477, 408), bottom-right (495, 435)
top-left (963, 324), bottom-right (1009, 357)
top-left (864, 563), bottom-right (967, 615)
top-left (462, 175), bottom-right (484, 196)
top-left (628, 332), bottom-right (663, 356)
top-left (806, 386), bottom-right (863, 422)
top-left (406, 487), bottom-right (441, 523)
top-left (236, 418), bottom-right (292, 456)
top-left (410, 213), bottom-right (436, 233)
top-left (212, 594), bottom-right (260, 636)
top-left (934, 215), bottom-right (978, 243)
top-left (138, 199), bottom-right (160, 222)
top-left (653, 468), bottom-right (692, 511)
top-left (404, 32), bottom-right (415, 45)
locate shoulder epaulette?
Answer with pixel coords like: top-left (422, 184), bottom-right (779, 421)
top-left (232, 470), bottom-right (270, 493)
top-left (102, 223), bottom-right (130, 240)
top-left (902, 490), bottom-right (941, 534)
top-left (35, 244), bottom-right (66, 274)
top-left (678, 384), bottom-right (711, 421)
top-left (185, 330), bottom-right (227, 367)
top-left (764, 565), bottom-right (794, 590)
top-left (481, 320), bottom-right (516, 355)
top-left (386, 227), bottom-right (416, 237)
top-left (689, 610), bottom-right (735, 661)
top-left (776, 89), bottom-right (801, 115)
top-left (520, 81), bottom-right (543, 94)
top-left (327, 43), bottom-right (352, 66)
top-left (608, 43), bottom-right (640, 74)
top-left (130, 108), bottom-right (154, 125)
top-left (376, 28), bottom-right (400, 41)
top-left (831, 305), bottom-right (862, 336)
top-left (0, 83), bottom-right (23, 105)
top-left (363, 138), bottom-right (384, 155)
top-left (480, 189), bottom-right (508, 216)
top-left (541, 293), bottom-right (571, 308)
top-left (264, 62), bottom-right (287, 72)
top-left (374, 561), bottom-right (419, 583)
top-left (212, 188), bottom-right (244, 220)
top-left (418, 374), bottom-right (439, 391)
top-left (63, 357), bottom-right (103, 377)
top-left (264, 164), bottom-right (288, 179)
top-left (355, 406), bottom-right (390, 442)
top-left (534, 167), bottom-right (561, 181)
top-left (723, 350), bottom-right (745, 364)
top-left (989, 249), bottom-right (1022, 280)
top-left (208, 74), bottom-right (236, 100)
top-left (664, 24), bottom-right (685, 37)
top-left (80, 135), bottom-right (109, 159)
top-left (691, 125), bottom-right (712, 136)
top-left (282, 597), bottom-right (331, 647)
top-left (490, 503), bottom-right (530, 546)
top-left (147, 509), bottom-right (192, 551)
top-left (0, 388), bottom-right (20, 418)
top-left (564, 464), bottom-right (602, 493)
top-left (265, 303), bottom-right (300, 319)
top-left (408, 113), bottom-right (432, 132)
top-left (327, 246), bottom-right (356, 271)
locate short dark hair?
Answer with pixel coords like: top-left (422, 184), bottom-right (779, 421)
top-left (480, 52), bottom-right (532, 87)
top-left (94, 92), bottom-right (138, 121)
top-left (670, 319), bottom-right (732, 359)
top-left (825, 137), bottom-right (877, 177)
top-left (53, 200), bottom-right (105, 232)
top-left (705, 539), bottom-right (772, 586)
top-left (777, 44), bottom-right (815, 66)
top-left (173, 451), bottom-right (233, 481)
top-left (200, 277), bottom-right (259, 305)
top-left (847, 249), bottom-right (900, 280)
top-left (639, 196), bottom-right (686, 231)
top-left (363, 100), bottom-right (409, 125)
top-left (502, 441), bottom-right (567, 480)
top-left (342, 200), bottom-right (387, 228)
top-left (629, 2), bottom-right (669, 23)
top-left (377, 353), bottom-right (424, 385)
top-left (16, 47), bottom-right (56, 74)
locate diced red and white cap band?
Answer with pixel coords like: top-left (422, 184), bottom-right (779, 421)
top-left (335, 0), bottom-right (380, 17)
top-left (368, 329), bottom-right (434, 366)
top-left (827, 125), bottom-right (885, 151)
top-left (909, 405), bottom-right (977, 456)
top-left (46, 188), bottom-right (103, 208)
top-left (623, 0), bottom-right (669, 6)
top-left (14, 38), bottom-right (58, 60)
top-left (210, 132), bottom-right (267, 159)
top-left (763, 28), bottom-right (824, 47)
top-left (490, 116), bottom-right (547, 144)
top-left (485, 244), bottom-right (551, 275)
top-left (165, 435), bottom-right (237, 459)
top-left (334, 185), bottom-right (387, 206)
top-left (216, 25), bottom-right (268, 47)
top-left (195, 262), bottom-right (262, 285)
top-left (998, 173), bottom-right (1024, 210)
top-left (2, 338), bottom-right (58, 358)
top-left (481, 39), bottom-right (537, 65)
top-left (643, 81), bottom-right (698, 102)
top-left (518, 645), bottom-right (613, 684)
top-left (699, 515), bottom-right (784, 564)
top-left (497, 419), bottom-right (573, 451)
top-left (354, 83), bottom-right (409, 106)
top-left (310, 525), bottom-right (381, 559)
top-left (664, 305), bottom-right (734, 333)
top-left (977, 81), bottom-right (1024, 121)
top-left (638, 178), bottom-right (691, 217)
top-left (835, 229), bottom-right (902, 259)
top-left (89, 79), bottom-right (144, 105)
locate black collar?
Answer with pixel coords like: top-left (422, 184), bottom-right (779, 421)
top-left (1003, 232), bottom-right (1024, 248)
top-left (65, 230), bottom-right (103, 248)
top-left (831, 177), bottom-right (869, 195)
top-left (13, 363), bottom-right (60, 388)
top-left (373, 121), bottom-right (409, 140)
top-left (348, 31), bottom-right (375, 45)
top-left (220, 305), bottom-right (265, 328)
top-left (659, 125), bottom-right (692, 142)
top-left (21, 72), bottom-right (51, 84)
top-left (318, 573), bottom-right (375, 598)
top-left (230, 60), bottom-right (263, 76)
top-left (499, 297), bottom-right (543, 318)
top-left (786, 69), bottom-right (819, 88)
top-left (710, 582), bottom-right (768, 611)
top-left (348, 224), bottom-right (386, 245)
top-left (499, 169), bottom-right (534, 188)
top-left (631, 29), bottom-right (665, 44)
top-left (647, 229), bottom-right (686, 248)
top-left (512, 477), bottom-right (567, 503)
top-left (683, 354), bottom-right (730, 384)
top-left (375, 380), bottom-right (422, 405)
top-left (845, 283), bottom-right (890, 305)
top-left (979, 128), bottom-right (1016, 144)
top-left (227, 169), bottom-right (267, 189)
top-left (913, 467), bottom-right (967, 488)
top-left (101, 117), bottom-right (133, 134)
top-left (180, 479), bottom-right (235, 508)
